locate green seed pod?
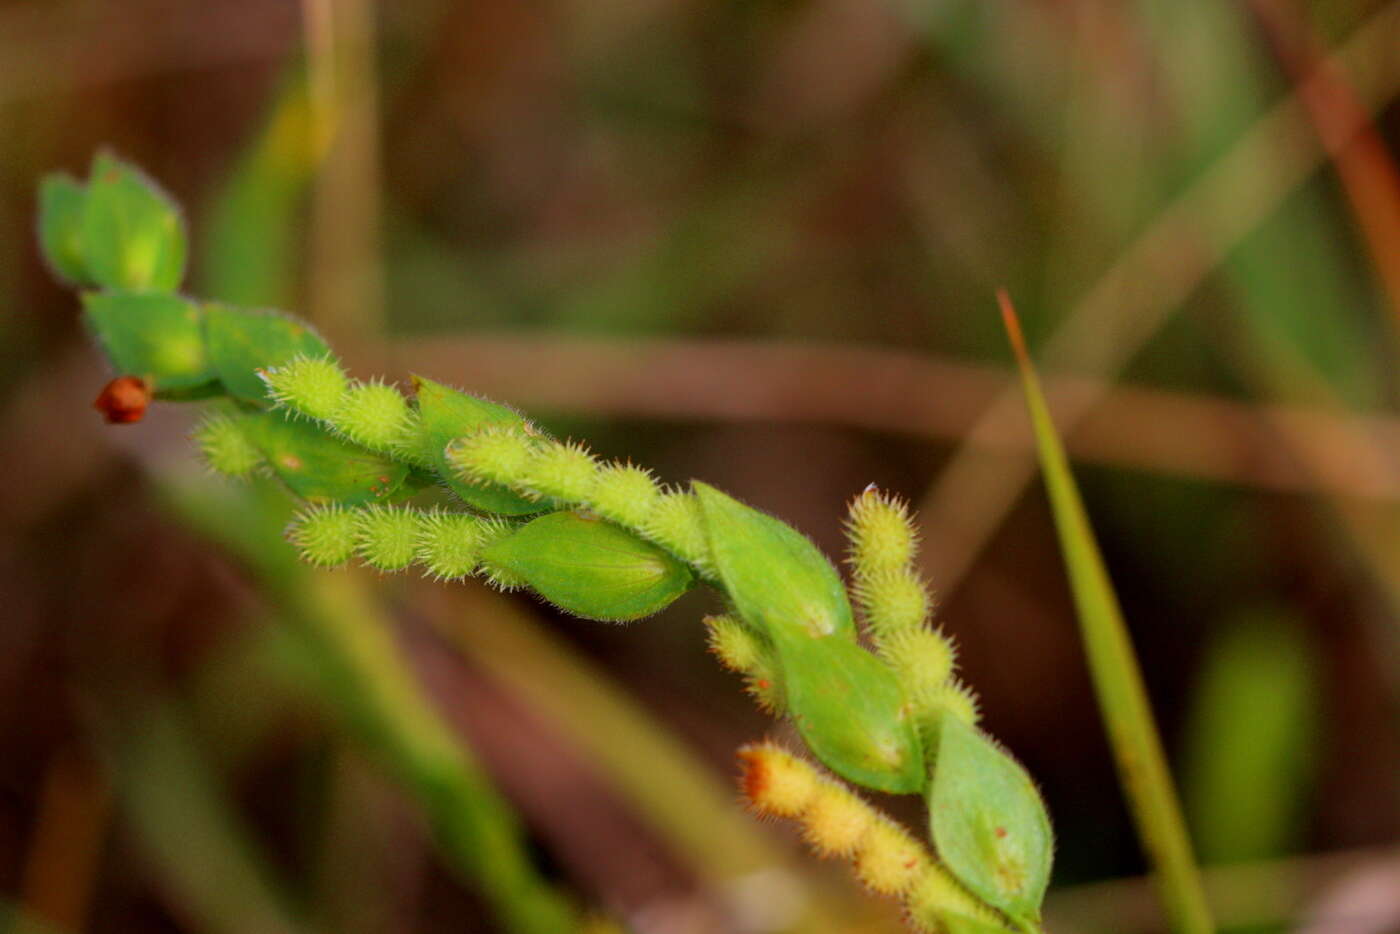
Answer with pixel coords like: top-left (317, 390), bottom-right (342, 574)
top-left (692, 482), bottom-right (853, 641)
top-left (204, 304), bottom-right (330, 403)
top-left (356, 505), bottom-right (422, 571)
top-left (855, 566), bottom-right (933, 639)
top-left (80, 152), bottom-right (186, 292)
top-left (287, 505), bottom-right (361, 567)
top-left (776, 634), bottom-right (926, 794)
top-left (845, 488), bottom-right (919, 579)
top-left (193, 411), bottom-right (264, 478)
top-left (482, 511), bottom-right (694, 622)
top-left (415, 379), bottom-right (544, 515)
top-left (704, 614), bottom-right (784, 714)
top-left (518, 440), bottom-right (598, 502)
top-left (260, 355), bottom-right (350, 422)
top-left (38, 174), bottom-right (91, 285)
top-left (82, 291), bottom-right (216, 393)
top-left (241, 410), bottom-right (408, 504)
top-left (927, 716), bottom-right (1053, 925)
top-left (878, 627), bottom-right (956, 706)
top-left (417, 509), bottom-right (493, 580)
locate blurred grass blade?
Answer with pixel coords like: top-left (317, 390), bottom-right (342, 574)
top-left (999, 291), bottom-right (1214, 934)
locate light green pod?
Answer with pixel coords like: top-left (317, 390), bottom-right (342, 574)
top-left (241, 410), bottom-right (409, 505)
top-left (82, 291), bottom-right (217, 393)
top-left (204, 303), bottom-right (330, 403)
top-left (411, 376), bottom-right (544, 516)
top-left (482, 511), bottom-right (694, 622)
top-left (80, 152), bottom-right (186, 292)
top-left (693, 483), bottom-right (924, 793)
top-left (927, 715), bottom-right (1053, 925)
top-left (38, 174), bottom-right (90, 285)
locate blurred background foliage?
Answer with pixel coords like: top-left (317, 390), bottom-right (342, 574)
top-left (1, 0), bottom-right (1399, 931)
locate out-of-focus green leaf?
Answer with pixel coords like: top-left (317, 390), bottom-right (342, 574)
top-left (81, 291), bottom-right (217, 392)
top-left (37, 174), bottom-right (90, 285)
top-left (205, 303), bottom-right (330, 403)
top-left (80, 152), bottom-right (186, 293)
top-left (1183, 609), bottom-right (1318, 864)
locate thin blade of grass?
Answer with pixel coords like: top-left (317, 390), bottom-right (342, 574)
top-left (999, 291), bottom-right (1214, 934)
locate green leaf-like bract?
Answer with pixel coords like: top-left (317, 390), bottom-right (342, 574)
top-left (483, 511), bottom-right (694, 621)
top-left (241, 411), bottom-right (409, 505)
top-left (205, 304), bottom-right (330, 403)
top-left (80, 152), bottom-right (187, 292)
top-left (927, 715), bottom-right (1053, 923)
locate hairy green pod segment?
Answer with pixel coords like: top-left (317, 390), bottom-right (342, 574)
top-left (241, 410), bottom-right (409, 505)
top-left (80, 152), bottom-right (187, 292)
top-left (193, 411), bottom-right (265, 479)
top-left (927, 716), bottom-right (1053, 926)
top-left (82, 291), bottom-right (219, 394)
top-left (38, 174), bottom-right (91, 285)
top-left (482, 511), bottom-right (694, 622)
top-left (204, 304), bottom-right (331, 403)
top-left (411, 377), bottom-right (544, 516)
top-left (693, 483), bottom-right (924, 793)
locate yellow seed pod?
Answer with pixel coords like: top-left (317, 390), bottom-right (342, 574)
top-left (416, 509), bottom-right (488, 580)
top-left (855, 566), bottom-right (932, 639)
top-left (853, 817), bottom-right (931, 896)
top-left (879, 627), bottom-right (957, 704)
top-left (736, 742), bottom-right (821, 819)
top-left (935, 680), bottom-right (982, 728)
top-left (259, 354), bottom-right (349, 421)
top-left (801, 780), bottom-right (876, 857)
top-left (286, 505), bottom-right (359, 567)
top-left (846, 488), bottom-right (918, 579)
top-left (356, 505), bottom-right (421, 571)
top-left (193, 412), bottom-right (263, 478)
top-left (590, 462), bottom-right (661, 528)
top-left (705, 614), bottom-right (766, 672)
top-left (520, 440), bottom-right (598, 502)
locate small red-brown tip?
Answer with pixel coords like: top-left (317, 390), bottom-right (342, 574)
top-left (996, 288), bottom-right (1029, 362)
top-left (94, 376), bottom-right (152, 424)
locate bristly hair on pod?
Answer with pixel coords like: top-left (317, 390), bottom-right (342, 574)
top-left (704, 614), bottom-right (785, 713)
top-left (286, 504), bottom-right (360, 567)
top-left (355, 504), bottom-right (422, 572)
top-left (335, 379), bottom-right (415, 452)
top-left (639, 487), bottom-right (713, 575)
top-left (258, 353), bottom-right (349, 421)
top-left (193, 411), bottom-right (264, 479)
top-left (518, 439), bottom-right (598, 502)
top-left (446, 424), bottom-right (541, 491)
top-left (876, 627), bottom-right (956, 703)
top-left (845, 486), bottom-right (919, 580)
top-left (589, 462), bottom-right (662, 528)
top-left (853, 565), bottom-right (933, 639)
top-left (415, 507), bottom-right (489, 580)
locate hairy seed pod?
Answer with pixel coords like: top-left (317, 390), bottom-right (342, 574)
top-left (878, 627), bottom-right (956, 705)
top-left (736, 742), bottom-right (821, 819)
top-left (447, 424), bottom-right (541, 491)
top-left (335, 380), bottom-right (414, 451)
top-left (356, 505), bottom-right (422, 571)
top-left (640, 489), bottom-right (713, 574)
top-left (853, 818), bottom-right (930, 896)
top-left (855, 566), bottom-right (933, 639)
top-left (519, 440), bottom-right (598, 502)
top-left (846, 487), bottom-right (920, 579)
top-left (589, 463), bottom-right (661, 528)
top-left (904, 864), bottom-right (1009, 933)
top-left (287, 505), bottom-right (360, 567)
top-left (193, 411), bottom-right (263, 477)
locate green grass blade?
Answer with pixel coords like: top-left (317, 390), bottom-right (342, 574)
top-left (1000, 292), bottom-right (1214, 934)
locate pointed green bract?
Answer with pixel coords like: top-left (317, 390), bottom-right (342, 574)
top-left (412, 376), bottom-right (544, 515)
top-left (80, 152), bottom-right (186, 292)
top-left (777, 634), bottom-right (925, 793)
top-left (38, 174), bottom-right (91, 284)
top-left (482, 511), bottom-right (694, 622)
top-left (692, 482), bottom-right (854, 641)
top-left (241, 411), bottom-right (408, 505)
top-left (82, 291), bottom-right (216, 391)
top-left (927, 715), bottom-right (1052, 924)
top-left (204, 304), bottom-right (330, 403)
